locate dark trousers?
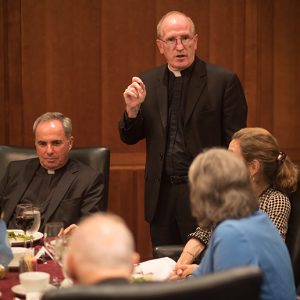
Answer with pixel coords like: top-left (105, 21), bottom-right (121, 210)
top-left (150, 178), bottom-right (197, 247)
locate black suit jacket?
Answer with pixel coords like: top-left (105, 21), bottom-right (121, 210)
top-left (119, 57), bottom-right (247, 223)
top-left (0, 158), bottom-right (105, 230)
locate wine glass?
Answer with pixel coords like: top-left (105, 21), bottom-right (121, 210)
top-left (15, 204), bottom-right (34, 247)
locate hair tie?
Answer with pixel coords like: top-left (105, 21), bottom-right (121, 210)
top-left (277, 151), bottom-right (286, 164)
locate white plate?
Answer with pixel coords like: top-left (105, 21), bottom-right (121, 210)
top-left (11, 283), bottom-right (55, 296)
top-left (7, 229), bottom-right (43, 246)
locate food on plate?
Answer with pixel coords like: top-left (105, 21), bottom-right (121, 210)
top-left (7, 231), bottom-right (33, 242)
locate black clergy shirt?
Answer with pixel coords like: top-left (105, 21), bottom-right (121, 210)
top-left (8, 162), bottom-right (68, 229)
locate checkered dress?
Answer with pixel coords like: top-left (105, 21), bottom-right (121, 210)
top-left (188, 187), bottom-right (291, 245)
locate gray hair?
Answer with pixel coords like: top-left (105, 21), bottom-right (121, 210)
top-left (189, 148), bottom-right (258, 229)
top-left (68, 212), bottom-right (135, 273)
top-left (33, 112), bottom-right (72, 138)
top-left (157, 11), bottom-right (196, 38)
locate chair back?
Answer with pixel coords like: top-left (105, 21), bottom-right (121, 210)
top-left (0, 145), bottom-right (110, 210)
top-left (42, 266), bottom-right (262, 300)
top-left (0, 146), bottom-right (37, 181)
top-left (286, 181), bottom-right (300, 289)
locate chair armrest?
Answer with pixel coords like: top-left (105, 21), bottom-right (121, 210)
top-left (153, 245), bottom-right (184, 261)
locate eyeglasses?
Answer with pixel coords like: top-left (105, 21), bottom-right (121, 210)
top-left (159, 35), bottom-right (195, 47)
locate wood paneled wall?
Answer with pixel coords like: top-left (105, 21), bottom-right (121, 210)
top-left (1, 0), bottom-right (299, 260)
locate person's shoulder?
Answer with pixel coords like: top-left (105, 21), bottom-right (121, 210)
top-left (68, 158), bottom-right (97, 170)
top-left (267, 187), bottom-right (288, 197)
top-left (204, 61), bottom-right (236, 78)
top-left (194, 56), bottom-right (236, 78)
top-left (263, 187), bottom-right (290, 203)
top-left (68, 158), bottom-right (100, 176)
top-left (214, 219), bottom-right (242, 237)
top-left (212, 219), bottom-right (249, 247)
top-left (215, 213), bottom-right (263, 234)
top-left (140, 64), bottom-right (167, 79)
top-left (8, 157), bottom-right (38, 168)
top-left (214, 213), bottom-right (268, 245)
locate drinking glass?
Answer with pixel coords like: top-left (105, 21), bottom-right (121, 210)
top-left (53, 236), bottom-right (69, 267)
top-left (27, 207), bottom-right (41, 235)
top-left (44, 222), bottom-right (64, 260)
top-left (44, 222), bottom-right (64, 286)
top-left (15, 204), bottom-right (34, 247)
top-left (24, 206), bottom-right (41, 248)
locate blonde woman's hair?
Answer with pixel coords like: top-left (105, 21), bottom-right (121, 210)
top-left (232, 127), bottom-right (299, 194)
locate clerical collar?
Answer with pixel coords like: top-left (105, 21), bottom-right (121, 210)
top-left (39, 160), bottom-right (69, 175)
top-left (168, 59), bottom-right (196, 78)
top-left (168, 66), bottom-right (181, 77)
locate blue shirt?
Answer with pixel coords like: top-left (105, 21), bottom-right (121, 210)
top-left (0, 220), bottom-right (13, 267)
top-left (193, 211), bottom-right (296, 300)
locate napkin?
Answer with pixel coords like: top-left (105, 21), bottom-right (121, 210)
top-left (34, 246), bottom-right (54, 261)
top-left (60, 277), bottom-right (73, 288)
top-left (134, 257), bottom-right (176, 281)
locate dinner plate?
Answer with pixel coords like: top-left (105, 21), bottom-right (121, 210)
top-left (11, 283), bottom-right (55, 296)
top-left (7, 229), bottom-right (43, 246)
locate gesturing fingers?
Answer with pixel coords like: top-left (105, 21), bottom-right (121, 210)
top-left (124, 81), bottom-right (146, 105)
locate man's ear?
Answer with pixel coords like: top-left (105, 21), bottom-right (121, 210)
top-left (132, 251), bottom-right (140, 266)
top-left (130, 251), bottom-right (140, 274)
top-left (68, 136), bottom-right (74, 150)
top-left (156, 39), bottom-right (164, 54)
top-left (193, 34), bottom-right (198, 51)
